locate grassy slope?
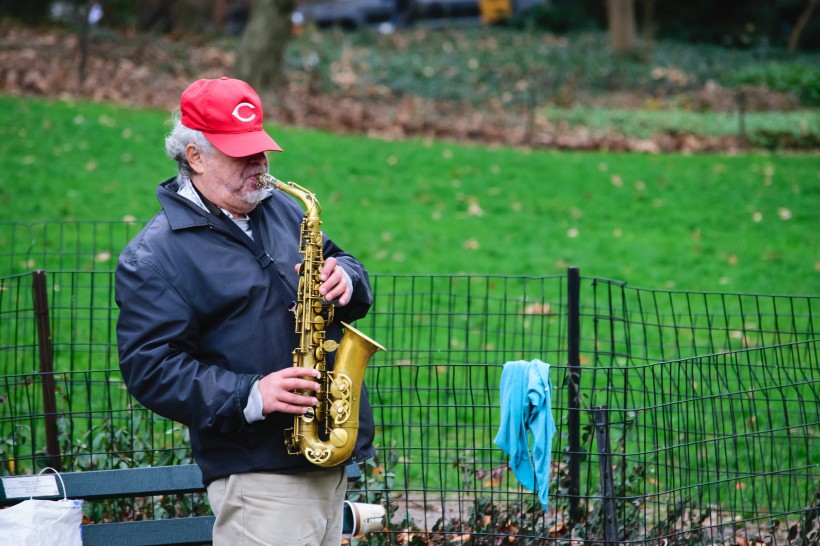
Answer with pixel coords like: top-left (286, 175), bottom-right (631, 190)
top-left (0, 95), bottom-right (817, 295)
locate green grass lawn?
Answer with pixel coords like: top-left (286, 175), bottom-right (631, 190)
top-left (1, 94), bottom-right (817, 295)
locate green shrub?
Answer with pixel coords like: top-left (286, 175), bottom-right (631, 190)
top-left (729, 61), bottom-right (820, 106)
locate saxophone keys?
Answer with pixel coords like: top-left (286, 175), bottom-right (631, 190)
top-left (330, 373), bottom-right (351, 397)
top-left (330, 400), bottom-right (350, 424)
top-left (328, 427), bottom-right (349, 448)
top-left (311, 325), bottom-right (325, 342)
top-left (323, 340), bottom-right (339, 353)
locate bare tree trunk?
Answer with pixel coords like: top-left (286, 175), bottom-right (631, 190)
top-left (213, 0), bottom-right (230, 33)
top-left (79, 0), bottom-right (91, 85)
top-left (607, 0), bottom-right (637, 56)
top-left (138, 0), bottom-right (216, 34)
top-left (639, 0), bottom-right (655, 61)
top-left (641, 0), bottom-right (655, 45)
top-left (138, 0), bottom-right (175, 32)
top-left (235, 0), bottom-right (296, 93)
top-left (175, 0), bottom-right (218, 34)
top-left (788, 0), bottom-right (818, 52)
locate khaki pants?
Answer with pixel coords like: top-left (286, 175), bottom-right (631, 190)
top-left (207, 468), bottom-right (346, 546)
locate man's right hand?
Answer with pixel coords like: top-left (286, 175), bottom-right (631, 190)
top-left (258, 367), bottom-right (321, 415)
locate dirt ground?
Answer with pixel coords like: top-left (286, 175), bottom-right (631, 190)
top-left (0, 23), bottom-right (775, 153)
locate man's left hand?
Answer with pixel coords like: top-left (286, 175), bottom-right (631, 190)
top-left (296, 257), bottom-right (352, 306)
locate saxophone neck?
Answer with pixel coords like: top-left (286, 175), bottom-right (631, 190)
top-left (257, 174), bottom-right (321, 216)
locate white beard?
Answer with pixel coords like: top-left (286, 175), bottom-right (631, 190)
top-left (241, 187), bottom-right (268, 206)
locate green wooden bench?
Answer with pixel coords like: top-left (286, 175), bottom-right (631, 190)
top-left (0, 463), bottom-right (364, 546)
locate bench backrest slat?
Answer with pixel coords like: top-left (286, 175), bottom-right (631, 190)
top-left (62, 465), bottom-right (206, 500)
top-left (0, 464), bottom-right (206, 504)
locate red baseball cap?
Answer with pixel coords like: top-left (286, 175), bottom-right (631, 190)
top-left (180, 77), bottom-right (283, 157)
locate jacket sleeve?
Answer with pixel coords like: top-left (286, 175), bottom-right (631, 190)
top-left (115, 256), bottom-right (260, 433)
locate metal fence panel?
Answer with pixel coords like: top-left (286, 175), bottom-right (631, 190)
top-left (0, 221), bottom-right (818, 544)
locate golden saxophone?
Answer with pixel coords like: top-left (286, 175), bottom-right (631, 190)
top-left (257, 173), bottom-right (385, 467)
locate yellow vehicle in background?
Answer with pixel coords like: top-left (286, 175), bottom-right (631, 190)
top-left (293, 0), bottom-right (540, 31)
top-left (479, 0), bottom-right (512, 24)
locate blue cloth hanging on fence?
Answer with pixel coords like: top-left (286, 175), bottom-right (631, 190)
top-left (493, 359), bottom-right (556, 510)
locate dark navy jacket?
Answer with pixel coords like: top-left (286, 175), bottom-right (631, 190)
top-left (115, 178), bottom-right (376, 484)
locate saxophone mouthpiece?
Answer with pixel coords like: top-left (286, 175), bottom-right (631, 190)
top-left (257, 173), bottom-right (279, 190)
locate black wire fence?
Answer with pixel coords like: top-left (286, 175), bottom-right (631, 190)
top-left (1, 221), bottom-right (818, 545)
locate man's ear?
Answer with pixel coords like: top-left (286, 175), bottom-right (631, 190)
top-left (186, 143), bottom-right (203, 175)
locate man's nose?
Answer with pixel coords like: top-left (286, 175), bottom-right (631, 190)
top-left (248, 152), bottom-right (267, 164)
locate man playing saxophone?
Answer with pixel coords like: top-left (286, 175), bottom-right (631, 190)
top-left (115, 77), bottom-right (377, 545)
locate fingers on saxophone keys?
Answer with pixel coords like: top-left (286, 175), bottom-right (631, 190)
top-left (282, 403), bottom-right (314, 416)
top-left (283, 376), bottom-right (319, 394)
top-left (287, 367), bottom-right (320, 380)
top-left (321, 280), bottom-right (346, 302)
top-left (297, 377), bottom-right (321, 390)
top-left (289, 391), bottom-right (318, 408)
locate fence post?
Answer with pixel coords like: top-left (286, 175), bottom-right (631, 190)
top-left (593, 406), bottom-right (619, 545)
top-left (567, 267), bottom-right (582, 525)
top-left (32, 270), bottom-right (61, 471)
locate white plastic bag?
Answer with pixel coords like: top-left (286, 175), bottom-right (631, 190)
top-left (0, 468), bottom-right (83, 546)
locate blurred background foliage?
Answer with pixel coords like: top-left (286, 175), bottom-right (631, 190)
top-left (2, 0), bottom-right (819, 49)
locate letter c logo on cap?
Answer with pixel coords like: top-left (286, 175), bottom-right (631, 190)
top-left (232, 102), bottom-right (256, 122)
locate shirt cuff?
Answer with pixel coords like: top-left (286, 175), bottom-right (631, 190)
top-left (243, 379), bottom-right (265, 423)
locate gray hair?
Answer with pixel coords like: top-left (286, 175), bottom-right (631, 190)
top-left (165, 108), bottom-right (213, 181)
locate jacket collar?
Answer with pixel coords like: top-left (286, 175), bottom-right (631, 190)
top-left (156, 177), bottom-right (272, 231)
top-left (156, 177), bottom-right (211, 231)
